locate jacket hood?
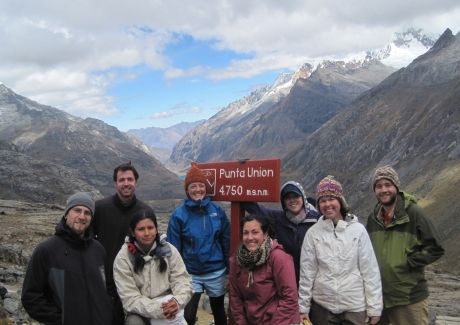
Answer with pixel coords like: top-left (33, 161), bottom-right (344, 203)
top-left (318, 213), bottom-right (358, 223)
top-left (344, 213), bottom-right (359, 223)
top-left (318, 213), bottom-right (358, 232)
top-left (280, 181), bottom-right (316, 214)
top-left (270, 239), bottom-right (285, 253)
top-left (401, 191), bottom-right (418, 209)
top-left (372, 191), bottom-right (418, 218)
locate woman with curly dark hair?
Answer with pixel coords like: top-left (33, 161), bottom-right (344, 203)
top-left (228, 214), bottom-right (300, 325)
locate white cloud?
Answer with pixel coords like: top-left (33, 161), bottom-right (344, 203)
top-left (0, 0), bottom-right (459, 122)
top-left (151, 103), bottom-right (202, 120)
top-left (164, 66), bottom-right (209, 79)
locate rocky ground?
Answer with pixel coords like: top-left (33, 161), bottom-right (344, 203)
top-left (0, 199), bottom-right (459, 324)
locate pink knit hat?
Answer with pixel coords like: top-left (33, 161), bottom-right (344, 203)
top-left (316, 175), bottom-right (343, 200)
top-left (316, 175), bottom-right (349, 214)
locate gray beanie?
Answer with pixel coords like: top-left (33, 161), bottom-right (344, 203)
top-left (372, 165), bottom-right (401, 190)
top-left (64, 192), bottom-right (95, 217)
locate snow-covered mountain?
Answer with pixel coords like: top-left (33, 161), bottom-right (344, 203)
top-left (167, 27), bottom-right (436, 171)
top-left (217, 63), bottom-right (314, 121)
top-left (169, 59), bottom-right (395, 170)
top-left (365, 27), bottom-right (437, 68)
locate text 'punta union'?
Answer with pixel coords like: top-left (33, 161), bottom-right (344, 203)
top-left (219, 167), bottom-right (274, 179)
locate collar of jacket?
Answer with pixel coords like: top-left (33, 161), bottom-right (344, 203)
top-left (184, 196), bottom-right (211, 208)
top-left (318, 214), bottom-right (357, 232)
top-left (55, 217), bottom-right (92, 248)
top-left (112, 193), bottom-right (138, 210)
top-left (375, 192), bottom-right (414, 228)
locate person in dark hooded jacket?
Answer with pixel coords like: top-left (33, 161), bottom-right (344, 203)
top-left (21, 192), bottom-right (112, 325)
top-left (242, 181), bottom-right (319, 285)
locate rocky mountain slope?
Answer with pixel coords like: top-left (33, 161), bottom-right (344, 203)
top-left (169, 61), bottom-right (395, 170)
top-left (0, 85), bottom-right (183, 204)
top-left (283, 28), bottom-right (460, 272)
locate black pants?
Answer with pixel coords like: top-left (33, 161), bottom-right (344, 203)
top-left (112, 294), bottom-right (125, 325)
top-left (184, 293), bottom-right (227, 325)
top-left (310, 300), bottom-right (367, 325)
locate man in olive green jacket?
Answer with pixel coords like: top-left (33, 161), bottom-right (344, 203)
top-left (366, 165), bottom-right (444, 325)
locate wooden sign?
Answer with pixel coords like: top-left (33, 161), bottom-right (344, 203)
top-left (196, 159), bottom-right (280, 202)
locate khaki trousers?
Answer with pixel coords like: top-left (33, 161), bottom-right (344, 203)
top-left (378, 299), bottom-right (429, 325)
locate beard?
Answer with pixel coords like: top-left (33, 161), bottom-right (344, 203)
top-left (379, 192), bottom-right (397, 207)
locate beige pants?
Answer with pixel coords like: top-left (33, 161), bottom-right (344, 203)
top-left (378, 299), bottom-right (429, 325)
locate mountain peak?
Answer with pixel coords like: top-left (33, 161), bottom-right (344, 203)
top-left (271, 72), bottom-right (295, 89)
top-left (410, 27), bottom-right (457, 67)
top-left (0, 83), bottom-right (12, 95)
top-left (295, 63), bottom-right (314, 79)
top-left (428, 28), bottom-right (454, 53)
top-left (366, 27), bottom-right (438, 68)
top-left (394, 27), bottom-right (436, 48)
top-left (269, 63), bottom-right (314, 95)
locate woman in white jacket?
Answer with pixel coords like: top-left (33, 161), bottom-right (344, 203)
top-left (114, 209), bottom-right (192, 325)
top-left (298, 176), bottom-right (382, 325)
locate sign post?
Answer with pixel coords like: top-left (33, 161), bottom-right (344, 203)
top-left (197, 159), bottom-right (280, 254)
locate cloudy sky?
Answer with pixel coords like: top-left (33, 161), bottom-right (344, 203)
top-left (1, 1), bottom-right (459, 130)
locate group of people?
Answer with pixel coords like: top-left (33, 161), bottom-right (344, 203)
top-left (20, 162), bottom-right (444, 325)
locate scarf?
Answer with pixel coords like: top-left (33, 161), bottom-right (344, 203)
top-left (127, 234), bottom-right (171, 273)
top-left (286, 208), bottom-right (307, 224)
top-left (237, 237), bottom-right (272, 287)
